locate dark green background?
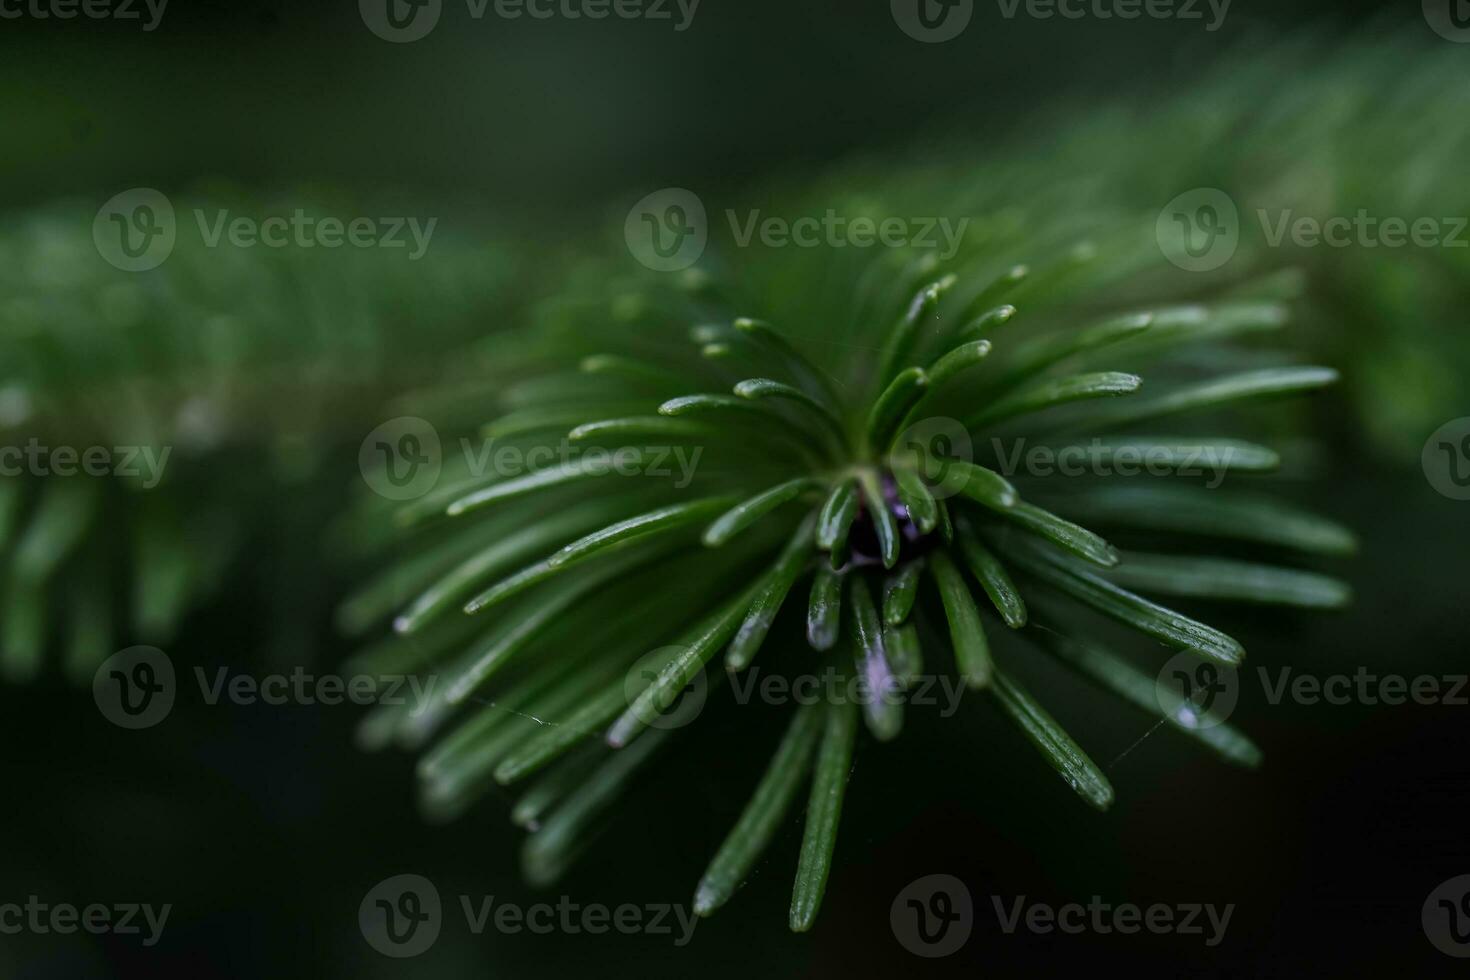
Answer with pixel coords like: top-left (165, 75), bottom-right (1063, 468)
top-left (3, 1), bottom-right (1467, 977)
